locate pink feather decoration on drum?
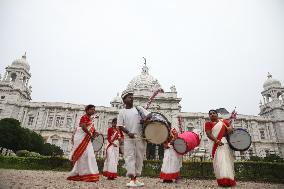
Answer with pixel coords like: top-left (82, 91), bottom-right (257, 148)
top-left (145, 88), bottom-right (164, 109)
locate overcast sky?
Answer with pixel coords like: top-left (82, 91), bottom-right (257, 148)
top-left (0, 0), bottom-right (283, 116)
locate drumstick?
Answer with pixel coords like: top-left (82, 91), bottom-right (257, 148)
top-left (123, 136), bottom-right (151, 141)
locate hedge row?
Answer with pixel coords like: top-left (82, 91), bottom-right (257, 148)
top-left (0, 156), bottom-right (70, 171)
top-left (0, 156), bottom-right (283, 183)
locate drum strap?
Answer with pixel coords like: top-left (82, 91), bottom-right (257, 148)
top-left (135, 106), bottom-right (145, 119)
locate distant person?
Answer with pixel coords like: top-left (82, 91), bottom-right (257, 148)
top-left (205, 109), bottom-right (236, 187)
top-left (117, 90), bottom-right (151, 187)
top-left (67, 104), bottom-right (100, 182)
top-left (103, 118), bottom-right (124, 180)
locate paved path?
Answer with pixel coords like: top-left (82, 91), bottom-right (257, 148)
top-left (0, 169), bottom-right (283, 189)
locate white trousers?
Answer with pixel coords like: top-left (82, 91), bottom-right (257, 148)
top-left (123, 138), bottom-right (146, 177)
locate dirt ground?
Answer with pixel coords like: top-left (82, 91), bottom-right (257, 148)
top-left (0, 169), bottom-right (283, 189)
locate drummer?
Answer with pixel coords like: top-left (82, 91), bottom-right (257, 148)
top-left (67, 104), bottom-right (100, 182)
top-left (204, 109), bottom-right (236, 187)
top-left (117, 89), bottom-right (151, 187)
top-left (160, 126), bottom-right (182, 183)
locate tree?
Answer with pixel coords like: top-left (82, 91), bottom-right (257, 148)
top-left (0, 118), bottom-right (30, 151)
top-left (0, 118), bottom-right (63, 156)
top-left (27, 129), bottom-right (44, 152)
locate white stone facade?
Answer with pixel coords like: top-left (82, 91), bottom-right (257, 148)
top-left (0, 54), bottom-right (283, 159)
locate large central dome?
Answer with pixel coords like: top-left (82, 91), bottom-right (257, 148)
top-left (126, 64), bottom-right (161, 91)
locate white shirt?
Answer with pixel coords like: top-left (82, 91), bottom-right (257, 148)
top-left (117, 106), bottom-right (150, 136)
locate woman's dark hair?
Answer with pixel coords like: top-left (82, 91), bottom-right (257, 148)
top-left (112, 118), bottom-right (117, 123)
top-left (208, 109), bottom-right (218, 114)
top-left (85, 104), bottom-right (95, 111)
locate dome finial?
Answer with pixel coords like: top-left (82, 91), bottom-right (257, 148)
top-left (22, 52), bottom-right (26, 59)
top-left (267, 72), bottom-right (272, 78)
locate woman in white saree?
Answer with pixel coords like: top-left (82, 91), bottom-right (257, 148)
top-left (160, 127), bottom-right (182, 183)
top-left (103, 118), bottom-right (124, 180)
top-left (205, 109), bottom-right (236, 187)
top-left (67, 105), bottom-right (100, 182)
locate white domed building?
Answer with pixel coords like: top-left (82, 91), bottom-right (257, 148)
top-left (0, 54), bottom-right (283, 160)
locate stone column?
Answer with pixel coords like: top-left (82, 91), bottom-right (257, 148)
top-left (33, 110), bottom-right (40, 129)
top-left (51, 109), bottom-right (57, 128)
top-left (43, 109), bottom-right (49, 128)
top-left (63, 109), bottom-right (68, 129)
top-left (71, 111), bottom-right (77, 131)
top-left (3, 71), bottom-right (8, 81)
top-left (22, 108), bottom-right (28, 127)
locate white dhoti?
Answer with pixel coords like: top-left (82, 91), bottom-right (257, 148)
top-left (160, 146), bottom-right (182, 180)
top-left (123, 138), bottom-right (146, 177)
top-left (67, 127), bottom-right (99, 182)
top-left (103, 144), bottom-right (119, 178)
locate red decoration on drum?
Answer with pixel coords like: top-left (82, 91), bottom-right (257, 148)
top-left (145, 88), bottom-right (164, 109)
top-left (173, 131), bottom-right (201, 155)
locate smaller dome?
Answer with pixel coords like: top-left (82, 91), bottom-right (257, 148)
top-left (111, 93), bottom-right (122, 103)
top-left (263, 73), bottom-right (281, 90)
top-left (11, 53), bottom-right (30, 71)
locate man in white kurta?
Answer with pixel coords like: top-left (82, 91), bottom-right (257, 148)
top-left (117, 90), bottom-right (150, 187)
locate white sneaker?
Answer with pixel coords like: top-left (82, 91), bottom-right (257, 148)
top-left (135, 180), bottom-right (144, 187)
top-left (126, 180), bottom-right (137, 187)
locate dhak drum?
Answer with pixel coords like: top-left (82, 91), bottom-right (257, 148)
top-left (91, 134), bottom-right (104, 152)
top-left (226, 128), bottom-right (251, 151)
top-left (173, 131), bottom-right (201, 155)
top-left (143, 112), bottom-right (171, 144)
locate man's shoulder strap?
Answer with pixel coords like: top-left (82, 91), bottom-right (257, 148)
top-left (219, 119), bottom-right (228, 127)
top-left (135, 106), bottom-right (145, 119)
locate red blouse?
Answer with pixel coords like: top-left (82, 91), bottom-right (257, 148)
top-left (205, 119), bottom-right (230, 132)
top-left (107, 127), bottom-right (124, 143)
top-left (79, 114), bottom-right (93, 126)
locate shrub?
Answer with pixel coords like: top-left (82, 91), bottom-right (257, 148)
top-left (0, 156), bottom-right (71, 171)
top-left (16, 150), bottom-right (30, 157)
top-left (41, 143), bottom-right (64, 157)
top-left (28, 152), bottom-right (42, 157)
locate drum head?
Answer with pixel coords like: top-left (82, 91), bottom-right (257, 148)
top-left (150, 112), bottom-right (170, 124)
top-left (92, 134), bottom-right (104, 152)
top-left (227, 128), bottom-right (251, 151)
top-left (144, 121), bottom-right (169, 144)
top-left (173, 138), bottom-right (187, 155)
